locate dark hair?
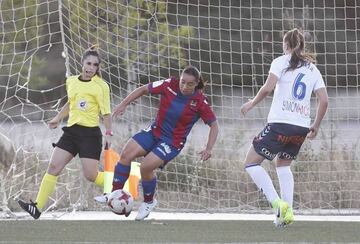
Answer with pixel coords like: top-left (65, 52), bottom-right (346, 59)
top-left (284, 28), bottom-right (315, 72)
top-left (82, 44), bottom-right (102, 76)
top-left (182, 65), bottom-right (206, 90)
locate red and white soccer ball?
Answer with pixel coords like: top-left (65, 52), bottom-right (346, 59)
top-left (107, 189), bottom-right (134, 216)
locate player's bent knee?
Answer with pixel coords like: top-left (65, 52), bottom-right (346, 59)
top-left (117, 153), bottom-right (133, 165)
top-left (140, 160), bottom-right (162, 178)
top-left (140, 163), bottom-right (155, 176)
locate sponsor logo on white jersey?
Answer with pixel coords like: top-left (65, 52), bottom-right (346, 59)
top-left (282, 100), bottom-right (310, 116)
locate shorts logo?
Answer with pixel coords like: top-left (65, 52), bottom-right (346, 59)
top-left (280, 152), bottom-right (296, 160)
top-left (160, 142), bottom-right (171, 154)
top-left (78, 99), bottom-right (87, 111)
top-left (261, 147), bottom-right (276, 159)
top-left (277, 135), bottom-right (305, 146)
top-left (256, 125), bottom-right (270, 141)
top-left (157, 142), bottom-right (172, 156)
top-left (156, 148), bottom-right (166, 156)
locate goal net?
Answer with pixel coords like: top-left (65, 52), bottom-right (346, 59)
top-left (1, 0), bottom-right (359, 216)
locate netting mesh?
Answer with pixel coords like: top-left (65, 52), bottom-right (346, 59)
top-left (1, 0), bottom-right (359, 215)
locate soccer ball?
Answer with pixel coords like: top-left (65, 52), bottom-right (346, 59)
top-left (107, 189), bottom-right (134, 216)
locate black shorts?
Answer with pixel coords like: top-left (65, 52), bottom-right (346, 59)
top-left (252, 123), bottom-right (310, 160)
top-left (54, 124), bottom-right (102, 160)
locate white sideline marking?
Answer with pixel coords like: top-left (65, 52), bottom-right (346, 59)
top-left (4, 211), bottom-right (360, 222)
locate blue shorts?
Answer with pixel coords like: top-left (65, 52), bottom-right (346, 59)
top-left (132, 128), bottom-right (182, 166)
top-left (253, 123), bottom-right (309, 160)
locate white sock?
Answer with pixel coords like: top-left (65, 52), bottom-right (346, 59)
top-left (245, 164), bottom-right (279, 203)
top-left (276, 166), bottom-right (294, 208)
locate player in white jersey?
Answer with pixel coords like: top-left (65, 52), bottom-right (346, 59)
top-left (240, 28), bottom-right (329, 227)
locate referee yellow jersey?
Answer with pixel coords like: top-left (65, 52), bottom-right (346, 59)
top-left (66, 75), bottom-right (111, 127)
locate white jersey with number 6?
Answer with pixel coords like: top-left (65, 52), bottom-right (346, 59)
top-left (267, 54), bottom-right (326, 128)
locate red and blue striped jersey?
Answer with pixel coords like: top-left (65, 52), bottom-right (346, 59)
top-left (148, 77), bottom-right (216, 149)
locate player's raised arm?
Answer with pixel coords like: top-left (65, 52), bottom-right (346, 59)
top-left (240, 73), bottom-right (277, 116)
top-left (112, 85), bottom-right (148, 118)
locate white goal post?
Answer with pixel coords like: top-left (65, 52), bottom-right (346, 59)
top-left (0, 0), bottom-right (359, 215)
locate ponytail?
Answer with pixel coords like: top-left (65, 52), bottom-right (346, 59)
top-left (284, 28), bottom-right (315, 72)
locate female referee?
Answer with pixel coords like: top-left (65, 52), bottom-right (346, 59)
top-left (240, 28), bottom-right (328, 227)
top-left (18, 46), bottom-right (113, 219)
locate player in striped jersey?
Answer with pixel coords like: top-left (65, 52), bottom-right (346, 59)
top-left (99, 66), bottom-right (218, 220)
